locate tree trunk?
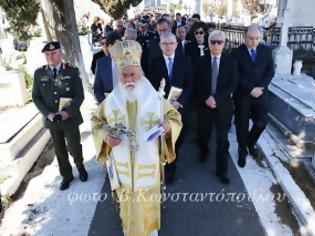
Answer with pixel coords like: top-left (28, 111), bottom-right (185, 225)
top-left (40, 0), bottom-right (88, 81)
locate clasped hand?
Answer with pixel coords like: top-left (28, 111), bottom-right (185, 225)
top-left (47, 111), bottom-right (70, 123)
top-left (205, 96), bottom-right (217, 109)
top-left (250, 87), bottom-right (264, 98)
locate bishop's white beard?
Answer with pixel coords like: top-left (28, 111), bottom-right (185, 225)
top-left (118, 77), bottom-right (144, 102)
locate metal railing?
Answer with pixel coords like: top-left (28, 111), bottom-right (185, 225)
top-left (221, 25), bottom-right (315, 51)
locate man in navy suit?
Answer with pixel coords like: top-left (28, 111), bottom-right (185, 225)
top-left (93, 32), bottom-right (122, 103)
top-left (149, 32), bottom-right (192, 184)
top-left (231, 24), bottom-right (274, 168)
top-left (195, 30), bottom-right (238, 185)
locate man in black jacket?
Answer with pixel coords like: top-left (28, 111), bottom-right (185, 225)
top-left (141, 17), bottom-right (183, 78)
top-left (195, 30), bottom-right (238, 185)
top-left (231, 24), bottom-right (275, 168)
top-left (149, 32), bottom-right (192, 184)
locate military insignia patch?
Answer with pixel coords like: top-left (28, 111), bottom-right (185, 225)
top-left (49, 44), bottom-right (55, 50)
top-left (61, 75), bottom-right (71, 80)
top-left (40, 76), bottom-right (49, 81)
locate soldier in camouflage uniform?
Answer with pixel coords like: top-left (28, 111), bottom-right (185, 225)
top-left (32, 41), bottom-right (88, 190)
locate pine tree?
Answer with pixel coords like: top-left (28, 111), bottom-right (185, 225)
top-left (92, 0), bottom-right (142, 19)
top-left (0, 0), bottom-right (40, 40)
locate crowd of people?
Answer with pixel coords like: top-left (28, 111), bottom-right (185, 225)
top-left (27, 11), bottom-right (275, 236)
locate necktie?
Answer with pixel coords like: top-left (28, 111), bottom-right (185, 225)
top-left (53, 67), bottom-right (57, 79)
top-left (211, 57), bottom-right (218, 95)
top-left (198, 45), bottom-right (205, 57)
top-left (250, 48), bottom-right (256, 62)
top-left (168, 57), bottom-right (173, 80)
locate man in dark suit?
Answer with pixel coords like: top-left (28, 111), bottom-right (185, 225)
top-left (172, 12), bottom-right (186, 33)
top-left (91, 31), bottom-right (122, 75)
top-left (176, 25), bottom-right (189, 54)
top-left (141, 18), bottom-right (183, 78)
top-left (149, 32), bottom-right (192, 184)
top-left (195, 30), bottom-right (238, 185)
top-left (231, 24), bottom-right (274, 168)
top-left (93, 31), bottom-right (122, 103)
top-left (32, 41), bottom-right (88, 190)
top-left (93, 55), bottom-right (115, 103)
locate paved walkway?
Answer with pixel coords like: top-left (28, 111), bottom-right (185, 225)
top-left (88, 101), bottom-right (266, 236)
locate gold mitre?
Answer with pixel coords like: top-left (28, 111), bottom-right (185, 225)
top-left (109, 40), bottom-right (142, 68)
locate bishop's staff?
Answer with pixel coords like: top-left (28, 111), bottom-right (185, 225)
top-left (158, 78), bottom-right (167, 192)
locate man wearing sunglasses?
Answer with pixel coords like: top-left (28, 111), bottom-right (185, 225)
top-left (231, 24), bottom-right (274, 168)
top-left (195, 30), bottom-right (238, 185)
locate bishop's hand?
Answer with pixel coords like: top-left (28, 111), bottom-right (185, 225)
top-left (105, 135), bottom-right (122, 147)
top-left (161, 120), bottom-right (171, 134)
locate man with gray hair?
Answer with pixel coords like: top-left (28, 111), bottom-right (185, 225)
top-left (231, 24), bottom-right (274, 168)
top-left (194, 30), bottom-right (238, 185)
top-left (124, 28), bottom-right (137, 41)
top-left (149, 31), bottom-right (192, 184)
top-left (142, 18), bottom-right (184, 78)
top-left (32, 41), bottom-right (88, 190)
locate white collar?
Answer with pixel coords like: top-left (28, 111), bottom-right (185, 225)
top-left (247, 47), bottom-right (257, 53)
top-left (49, 62), bottom-right (62, 72)
top-left (211, 54), bottom-right (221, 60)
top-left (163, 53), bottom-right (175, 61)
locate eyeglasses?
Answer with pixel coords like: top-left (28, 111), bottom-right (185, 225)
top-left (210, 40), bottom-right (224, 45)
top-left (161, 42), bottom-right (177, 46)
top-left (194, 31), bottom-right (204, 35)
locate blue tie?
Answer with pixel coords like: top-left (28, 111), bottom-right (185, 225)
top-left (168, 57), bottom-right (173, 80)
top-left (250, 48), bottom-right (256, 62)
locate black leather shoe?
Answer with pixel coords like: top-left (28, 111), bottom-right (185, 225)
top-left (77, 164), bottom-right (88, 182)
top-left (60, 176), bottom-right (74, 191)
top-left (248, 145), bottom-right (259, 159)
top-left (238, 148), bottom-right (247, 168)
top-left (216, 172), bottom-right (230, 185)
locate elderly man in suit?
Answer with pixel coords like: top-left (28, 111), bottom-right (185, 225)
top-left (149, 31), bottom-right (192, 184)
top-left (195, 30), bottom-right (238, 185)
top-left (231, 24), bottom-right (274, 168)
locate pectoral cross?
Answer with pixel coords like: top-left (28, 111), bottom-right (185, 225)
top-left (141, 112), bottom-right (159, 130)
top-left (108, 109), bottom-right (125, 124)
